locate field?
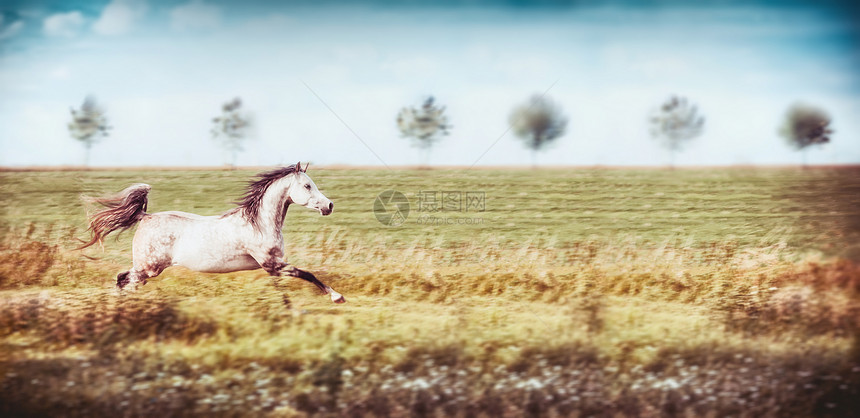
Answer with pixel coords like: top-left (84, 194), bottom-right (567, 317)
top-left (1, 167), bottom-right (859, 417)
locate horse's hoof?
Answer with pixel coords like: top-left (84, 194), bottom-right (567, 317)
top-left (331, 292), bottom-right (346, 304)
top-left (116, 272), bottom-right (130, 289)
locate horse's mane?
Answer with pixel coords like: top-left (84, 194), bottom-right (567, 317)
top-left (233, 165), bottom-right (299, 228)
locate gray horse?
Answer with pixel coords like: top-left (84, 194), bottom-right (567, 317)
top-left (79, 162), bottom-right (345, 303)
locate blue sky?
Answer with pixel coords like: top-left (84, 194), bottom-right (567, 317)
top-left (1, 0), bottom-right (858, 166)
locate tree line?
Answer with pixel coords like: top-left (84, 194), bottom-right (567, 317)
top-left (394, 94), bottom-right (833, 167)
top-left (68, 94), bottom-right (833, 167)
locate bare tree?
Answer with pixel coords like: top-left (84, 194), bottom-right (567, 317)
top-left (396, 96), bottom-right (451, 165)
top-left (509, 94), bottom-right (568, 167)
top-left (68, 95), bottom-right (111, 166)
top-left (649, 95), bottom-right (705, 167)
top-left (211, 97), bottom-right (251, 168)
top-left (778, 103), bottom-right (833, 167)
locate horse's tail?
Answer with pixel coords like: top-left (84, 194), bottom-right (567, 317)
top-left (77, 183), bottom-right (151, 250)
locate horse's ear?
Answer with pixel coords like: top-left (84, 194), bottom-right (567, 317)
top-left (303, 162), bottom-right (309, 172)
top-left (295, 161), bottom-right (302, 172)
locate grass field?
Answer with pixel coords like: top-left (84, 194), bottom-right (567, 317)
top-left (1, 167), bottom-right (859, 417)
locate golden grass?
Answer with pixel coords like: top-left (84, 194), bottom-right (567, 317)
top-left (1, 168), bottom-right (859, 416)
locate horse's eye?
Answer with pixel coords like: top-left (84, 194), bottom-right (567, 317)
top-left (304, 184), bottom-right (311, 190)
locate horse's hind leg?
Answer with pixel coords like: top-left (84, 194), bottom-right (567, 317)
top-left (116, 269), bottom-right (145, 290)
top-left (284, 266), bottom-right (346, 304)
top-left (116, 271), bottom-right (132, 289)
top-left (116, 268), bottom-right (159, 291)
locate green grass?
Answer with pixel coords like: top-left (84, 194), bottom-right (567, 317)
top-left (1, 167), bottom-right (859, 416)
top-left (3, 167), bottom-right (859, 252)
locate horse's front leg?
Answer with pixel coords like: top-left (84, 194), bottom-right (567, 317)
top-left (283, 266), bottom-right (346, 304)
top-left (254, 248), bottom-right (345, 304)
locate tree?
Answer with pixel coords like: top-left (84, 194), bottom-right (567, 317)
top-left (778, 103), bottom-right (833, 167)
top-left (509, 94), bottom-right (568, 167)
top-left (649, 95), bottom-right (705, 167)
top-left (396, 96), bottom-right (451, 165)
top-left (211, 97), bottom-right (251, 168)
top-left (68, 95), bottom-right (111, 166)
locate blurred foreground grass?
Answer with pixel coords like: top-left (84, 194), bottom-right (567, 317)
top-left (1, 167), bottom-right (859, 416)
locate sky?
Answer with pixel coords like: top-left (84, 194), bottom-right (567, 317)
top-left (0, 0), bottom-right (858, 167)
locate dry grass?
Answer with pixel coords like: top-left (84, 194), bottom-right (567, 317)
top-left (1, 168), bottom-right (859, 416)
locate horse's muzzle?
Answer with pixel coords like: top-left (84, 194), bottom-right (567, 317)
top-left (321, 202), bottom-right (333, 216)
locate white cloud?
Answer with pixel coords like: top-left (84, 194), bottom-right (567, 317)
top-left (632, 57), bottom-right (691, 79)
top-left (170, 0), bottom-right (221, 32)
top-left (0, 17), bottom-right (24, 40)
top-left (93, 0), bottom-right (148, 36)
top-left (49, 66), bottom-right (71, 80)
top-left (43, 11), bottom-right (85, 38)
top-left (380, 56), bottom-right (441, 80)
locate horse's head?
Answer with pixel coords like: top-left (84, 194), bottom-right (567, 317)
top-left (289, 162), bottom-right (333, 216)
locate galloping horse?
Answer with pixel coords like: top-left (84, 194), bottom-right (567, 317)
top-left (79, 162), bottom-right (345, 303)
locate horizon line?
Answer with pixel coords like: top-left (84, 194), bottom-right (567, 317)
top-left (3, 163), bottom-right (860, 172)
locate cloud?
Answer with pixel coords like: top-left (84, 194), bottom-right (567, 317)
top-left (238, 13), bottom-right (291, 34)
top-left (0, 17), bottom-right (24, 40)
top-left (93, 0), bottom-right (148, 36)
top-left (632, 57), bottom-right (692, 79)
top-left (380, 56), bottom-right (441, 80)
top-left (43, 11), bottom-right (85, 38)
top-left (170, 0), bottom-right (221, 32)
top-left (49, 66), bottom-right (71, 80)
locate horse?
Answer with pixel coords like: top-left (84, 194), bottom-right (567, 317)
top-left (78, 162), bottom-right (345, 304)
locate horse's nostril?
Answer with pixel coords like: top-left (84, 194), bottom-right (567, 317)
top-left (329, 202), bottom-right (334, 211)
